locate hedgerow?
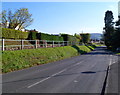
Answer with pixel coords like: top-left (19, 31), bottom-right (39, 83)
top-left (2, 28), bottom-right (29, 39)
top-left (37, 33), bottom-right (64, 41)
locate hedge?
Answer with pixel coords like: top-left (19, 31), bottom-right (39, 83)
top-left (37, 33), bottom-right (64, 41)
top-left (2, 28), bottom-right (78, 43)
top-left (61, 34), bottom-right (78, 44)
top-left (2, 28), bottom-right (29, 39)
top-left (61, 34), bottom-right (77, 41)
top-left (28, 31), bottom-right (37, 40)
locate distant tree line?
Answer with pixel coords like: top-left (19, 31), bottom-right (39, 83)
top-left (103, 10), bottom-right (120, 51)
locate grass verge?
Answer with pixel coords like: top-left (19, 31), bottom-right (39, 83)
top-left (2, 45), bottom-right (95, 73)
top-left (116, 53), bottom-right (120, 55)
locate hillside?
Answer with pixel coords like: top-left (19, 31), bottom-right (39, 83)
top-left (90, 33), bottom-right (102, 40)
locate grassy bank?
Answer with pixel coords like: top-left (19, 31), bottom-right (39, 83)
top-left (116, 53), bottom-right (120, 55)
top-left (2, 45), bottom-right (96, 73)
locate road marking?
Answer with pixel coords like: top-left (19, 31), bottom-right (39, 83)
top-left (27, 69), bottom-right (67, 88)
top-left (74, 80), bottom-right (78, 83)
top-left (27, 60), bottom-right (84, 88)
top-left (73, 61), bottom-right (83, 66)
top-left (27, 76), bottom-right (51, 88)
top-left (51, 69), bottom-right (66, 77)
top-left (113, 61), bottom-right (117, 64)
top-left (109, 58), bottom-right (112, 66)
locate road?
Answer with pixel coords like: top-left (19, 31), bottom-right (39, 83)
top-left (106, 55), bottom-right (119, 94)
top-left (2, 47), bottom-right (118, 94)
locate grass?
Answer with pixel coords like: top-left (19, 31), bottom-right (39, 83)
top-left (116, 53), bottom-right (120, 55)
top-left (2, 45), bottom-right (96, 73)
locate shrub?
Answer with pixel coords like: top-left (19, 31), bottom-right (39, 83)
top-left (37, 33), bottom-right (64, 41)
top-left (28, 31), bottom-right (37, 40)
top-left (80, 33), bottom-right (90, 43)
top-left (2, 28), bottom-right (29, 39)
top-left (61, 34), bottom-right (78, 44)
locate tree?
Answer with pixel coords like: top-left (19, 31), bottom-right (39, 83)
top-left (1, 8), bottom-right (33, 30)
top-left (112, 16), bottom-right (120, 50)
top-left (104, 10), bottom-right (114, 27)
top-left (80, 33), bottom-right (90, 44)
top-left (103, 10), bottom-right (114, 49)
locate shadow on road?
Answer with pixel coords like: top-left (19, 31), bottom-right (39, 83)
top-left (71, 45), bottom-right (112, 55)
top-left (85, 47), bottom-right (113, 55)
top-left (81, 70), bottom-right (107, 74)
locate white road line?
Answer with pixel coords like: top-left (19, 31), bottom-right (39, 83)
top-left (109, 55), bottom-right (112, 70)
top-left (113, 61), bottom-right (116, 64)
top-left (109, 58), bottom-right (112, 66)
top-left (27, 69), bottom-right (67, 88)
top-left (73, 61), bottom-right (83, 66)
top-left (27, 77), bottom-right (51, 88)
top-left (27, 61), bottom-right (84, 89)
top-left (74, 80), bottom-right (78, 83)
top-left (51, 69), bottom-right (66, 77)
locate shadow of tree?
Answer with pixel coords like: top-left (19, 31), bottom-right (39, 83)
top-left (85, 45), bottom-right (93, 50)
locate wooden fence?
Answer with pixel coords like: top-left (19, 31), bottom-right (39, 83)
top-left (0, 39), bottom-right (72, 51)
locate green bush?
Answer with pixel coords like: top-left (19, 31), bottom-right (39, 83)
top-left (80, 33), bottom-right (90, 43)
top-left (2, 28), bottom-right (29, 39)
top-left (2, 45), bottom-right (94, 73)
top-left (61, 34), bottom-right (78, 44)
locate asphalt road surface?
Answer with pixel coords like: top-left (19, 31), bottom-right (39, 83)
top-left (106, 55), bottom-right (119, 94)
top-left (2, 46), bottom-right (118, 94)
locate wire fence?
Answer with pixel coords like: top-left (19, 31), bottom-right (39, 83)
top-left (0, 39), bottom-right (73, 51)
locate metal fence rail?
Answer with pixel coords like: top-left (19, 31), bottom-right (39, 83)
top-left (0, 39), bottom-right (72, 51)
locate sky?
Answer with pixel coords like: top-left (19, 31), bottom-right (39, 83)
top-left (2, 1), bottom-right (118, 35)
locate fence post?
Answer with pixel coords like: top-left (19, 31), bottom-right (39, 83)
top-left (21, 39), bottom-right (24, 50)
top-left (63, 41), bottom-right (64, 46)
top-left (58, 41), bottom-right (60, 47)
top-left (2, 38), bottom-right (4, 51)
top-left (71, 41), bottom-right (72, 45)
top-left (52, 41), bottom-right (54, 47)
top-left (45, 40), bottom-right (47, 48)
top-left (35, 40), bottom-right (37, 49)
top-left (67, 41), bottom-right (69, 46)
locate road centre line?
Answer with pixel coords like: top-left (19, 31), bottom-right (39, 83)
top-left (27, 59), bottom-right (86, 88)
top-left (27, 69), bottom-right (67, 88)
top-left (27, 77), bottom-right (51, 88)
top-left (51, 69), bottom-right (67, 77)
top-left (73, 61), bottom-right (83, 66)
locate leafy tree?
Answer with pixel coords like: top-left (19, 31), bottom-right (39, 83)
top-left (112, 16), bottom-right (120, 50)
top-left (1, 8), bottom-right (33, 30)
top-left (103, 10), bottom-right (114, 49)
top-left (80, 33), bottom-right (90, 44)
top-left (104, 10), bottom-right (114, 27)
